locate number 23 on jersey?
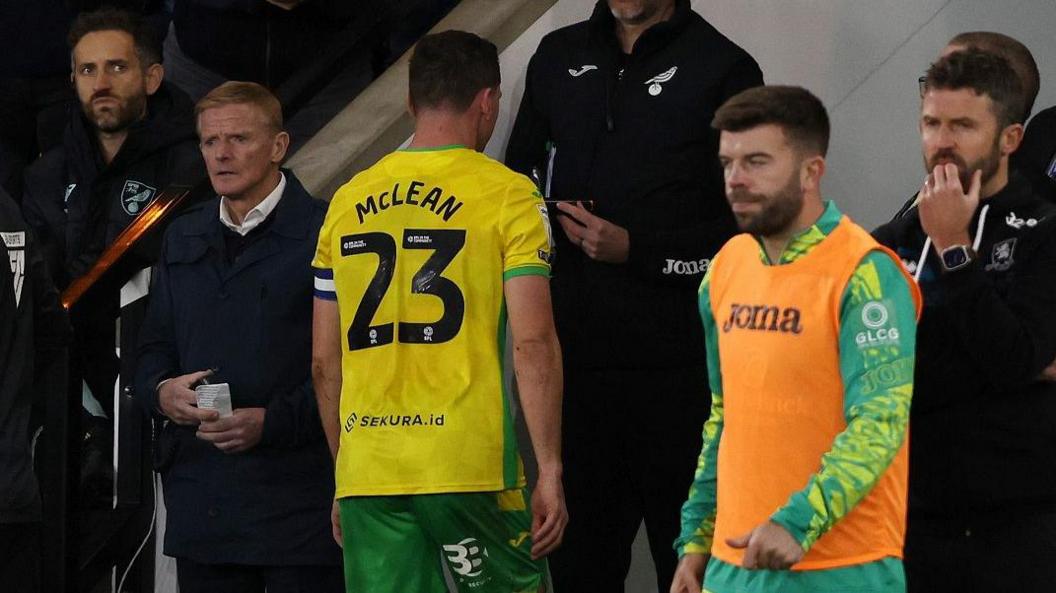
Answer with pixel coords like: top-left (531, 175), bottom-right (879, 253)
top-left (341, 228), bottom-right (466, 351)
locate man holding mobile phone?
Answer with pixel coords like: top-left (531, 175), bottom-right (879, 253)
top-left (505, 1), bottom-right (762, 589)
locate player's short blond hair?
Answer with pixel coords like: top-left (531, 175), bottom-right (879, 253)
top-left (195, 81), bottom-right (284, 132)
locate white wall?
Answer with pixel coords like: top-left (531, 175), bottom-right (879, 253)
top-left (488, 0), bottom-right (1056, 229)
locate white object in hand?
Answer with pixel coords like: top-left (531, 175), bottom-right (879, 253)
top-left (195, 383), bottom-right (234, 418)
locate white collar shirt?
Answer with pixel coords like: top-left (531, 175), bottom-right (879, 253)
top-left (219, 172), bottom-right (286, 236)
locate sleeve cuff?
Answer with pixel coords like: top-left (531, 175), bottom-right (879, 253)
top-left (678, 541), bottom-right (712, 559)
top-left (139, 374), bottom-right (169, 418)
top-left (770, 504), bottom-right (812, 551)
top-left (503, 264), bottom-right (550, 280)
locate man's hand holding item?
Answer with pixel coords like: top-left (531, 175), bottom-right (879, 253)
top-left (555, 201), bottom-right (630, 263)
top-left (159, 369), bottom-right (218, 425)
top-left (196, 408), bottom-right (266, 453)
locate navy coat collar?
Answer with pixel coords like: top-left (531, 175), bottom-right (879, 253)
top-left (174, 168), bottom-right (316, 281)
top-left (181, 168), bottom-right (313, 241)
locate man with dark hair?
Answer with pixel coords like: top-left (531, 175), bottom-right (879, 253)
top-left (896, 32), bottom-right (1054, 219)
top-left (934, 33), bottom-right (1056, 185)
top-left (24, 6), bottom-right (202, 286)
top-left (939, 33), bottom-right (1056, 196)
top-left (21, 6), bottom-right (204, 422)
top-left (504, 1), bottom-right (762, 589)
top-left (874, 49), bottom-right (1056, 593)
top-left (313, 30), bottom-right (566, 593)
top-left (674, 85), bottom-right (920, 593)
top-left (0, 186), bottom-right (70, 593)
top-left (943, 32), bottom-right (1039, 123)
top-left (135, 81), bottom-right (341, 593)
top-left (67, 6), bottom-right (164, 71)
top-left (407, 30), bottom-right (499, 111)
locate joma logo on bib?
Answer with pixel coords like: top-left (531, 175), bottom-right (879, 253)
top-left (721, 303), bottom-right (803, 334)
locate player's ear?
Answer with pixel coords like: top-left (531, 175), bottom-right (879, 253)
top-left (801, 154), bottom-right (826, 192)
top-left (475, 86), bottom-right (499, 120)
top-left (1000, 122), bottom-right (1024, 157)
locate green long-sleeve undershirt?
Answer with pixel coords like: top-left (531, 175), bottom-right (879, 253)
top-left (674, 202), bottom-right (917, 593)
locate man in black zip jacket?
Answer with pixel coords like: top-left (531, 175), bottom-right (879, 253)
top-left (505, 1), bottom-right (762, 589)
top-left (0, 187), bottom-right (71, 593)
top-left (22, 8), bottom-right (205, 421)
top-left (889, 32), bottom-right (1056, 220)
top-left (23, 7), bottom-right (204, 287)
top-left (873, 49), bottom-right (1056, 593)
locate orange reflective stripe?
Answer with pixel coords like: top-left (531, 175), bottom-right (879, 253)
top-left (62, 186), bottom-right (191, 310)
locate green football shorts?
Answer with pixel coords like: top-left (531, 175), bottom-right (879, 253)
top-left (339, 487), bottom-right (548, 593)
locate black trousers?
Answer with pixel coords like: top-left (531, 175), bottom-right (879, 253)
top-left (548, 366), bottom-right (710, 593)
top-left (905, 510), bottom-right (1056, 593)
top-left (0, 522), bottom-right (41, 593)
top-left (176, 558), bottom-right (344, 593)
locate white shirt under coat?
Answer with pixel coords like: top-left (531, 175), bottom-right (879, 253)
top-left (219, 172), bottom-right (286, 236)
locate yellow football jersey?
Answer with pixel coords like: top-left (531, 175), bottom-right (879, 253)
top-left (313, 145), bottom-right (553, 497)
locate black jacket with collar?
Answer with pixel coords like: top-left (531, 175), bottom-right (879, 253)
top-left (505, 0), bottom-right (762, 370)
top-left (873, 172), bottom-right (1056, 520)
top-left (22, 82), bottom-right (206, 287)
top-left (0, 189), bottom-right (70, 524)
top-left (134, 170), bottom-right (339, 565)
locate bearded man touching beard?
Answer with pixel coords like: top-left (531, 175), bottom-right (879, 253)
top-left (873, 49), bottom-right (1056, 593)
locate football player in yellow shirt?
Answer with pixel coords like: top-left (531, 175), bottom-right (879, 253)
top-left (311, 31), bottom-right (566, 593)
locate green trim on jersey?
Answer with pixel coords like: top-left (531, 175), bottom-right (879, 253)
top-left (399, 144), bottom-right (468, 152)
top-left (503, 265), bottom-right (551, 280)
top-left (676, 201), bottom-right (916, 593)
top-left (316, 146), bottom-right (549, 496)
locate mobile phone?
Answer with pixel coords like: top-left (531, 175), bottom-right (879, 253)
top-left (544, 199), bottom-right (595, 212)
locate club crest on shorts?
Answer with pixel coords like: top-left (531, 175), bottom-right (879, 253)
top-left (121, 180), bottom-right (157, 216)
